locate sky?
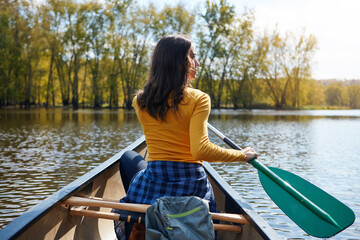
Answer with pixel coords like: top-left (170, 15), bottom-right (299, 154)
top-left (138, 0), bottom-right (360, 80)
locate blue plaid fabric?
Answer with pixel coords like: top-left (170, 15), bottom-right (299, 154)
top-left (120, 161), bottom-right (216, 212)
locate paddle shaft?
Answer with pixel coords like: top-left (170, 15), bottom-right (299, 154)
top-left (207, 123), bottom-right (341, 228)
top-left (63, 196), bottom-right (250, 225)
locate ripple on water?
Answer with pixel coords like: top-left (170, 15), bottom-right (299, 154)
top-left (1, 109), bottom-right (360, 238)
top-left (0, 109), bottom-right (143, 228)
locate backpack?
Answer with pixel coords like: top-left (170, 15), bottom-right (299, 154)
top-left (145, 196), bottom-right (215, 240)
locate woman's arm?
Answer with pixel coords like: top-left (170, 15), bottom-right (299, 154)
top-left (189, 94), bottom-right (246, 162)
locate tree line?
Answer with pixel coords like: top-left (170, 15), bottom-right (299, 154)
top-left (1, 0), bottom-right (359, 109)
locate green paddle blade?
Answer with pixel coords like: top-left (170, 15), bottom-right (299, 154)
top-left (257, 165), bottom-right (355, 238)
top-left (207, 124), bottom-right (355, 238)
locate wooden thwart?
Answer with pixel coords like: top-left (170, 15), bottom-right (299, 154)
top-left (69, 208), bottom-right (242, 232)
top-left (63, 196), bottom-right (249, 233)
top-left (63, 196), bottom-right (250, 225)
top-left (70, 208), bottom-right (144, 224)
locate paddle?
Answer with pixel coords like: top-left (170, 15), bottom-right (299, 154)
top-left (207, 123), bottom-right (355, 238)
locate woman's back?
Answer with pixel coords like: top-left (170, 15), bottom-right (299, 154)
top-left (133, 87), bottom-right (209, 163)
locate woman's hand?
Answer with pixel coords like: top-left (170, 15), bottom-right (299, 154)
top-left (242, 147), bottom-right (258, 162)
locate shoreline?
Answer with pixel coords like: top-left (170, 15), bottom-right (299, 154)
top-left (0, 105), bottom-right (354, 111)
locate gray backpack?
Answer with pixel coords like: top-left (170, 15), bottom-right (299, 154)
top-left (145, 196), bottom-right (215, 240)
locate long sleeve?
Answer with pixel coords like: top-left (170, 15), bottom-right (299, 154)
top-left (189, 93), bottom-right (245, 162)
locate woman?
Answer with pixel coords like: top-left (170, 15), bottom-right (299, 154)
top-left (117, 34), bottom-right (257, 239)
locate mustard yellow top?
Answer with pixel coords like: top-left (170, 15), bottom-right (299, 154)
top-left (133, 87), bottom-right (245, 164)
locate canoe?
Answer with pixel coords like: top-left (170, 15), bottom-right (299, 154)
top-left (0, 136), bottom-right (281, 240)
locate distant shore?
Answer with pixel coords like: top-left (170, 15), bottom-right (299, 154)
top-left (0, 105), bottom-right (354, 111)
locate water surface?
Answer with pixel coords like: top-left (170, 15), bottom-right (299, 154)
top-left (0, 109), bottom-right (359, 239)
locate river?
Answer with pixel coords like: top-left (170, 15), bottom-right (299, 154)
top-left (0, 108), bottom-right (359, 239)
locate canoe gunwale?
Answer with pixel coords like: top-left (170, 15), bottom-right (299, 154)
top-left (0, 136), bottom-right (146, 240)
top-left (0, 135), bottom-right (280, 240)
top-left (203, 162), bottom-right (281, 240)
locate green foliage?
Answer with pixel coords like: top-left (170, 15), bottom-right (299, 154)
top-left (348, 84), bottom-right (360, 109)
top-left (0, 0), bottom-right (357, 109)
top-left (196, 0), bottom-right (236, 108)
top-left (152, 3), bottom-right (195, 38)
top-left (324, 82), bottom-right (346, 106)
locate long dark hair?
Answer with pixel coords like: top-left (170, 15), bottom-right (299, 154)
top-left (136, 34), bottom-right (192, 121)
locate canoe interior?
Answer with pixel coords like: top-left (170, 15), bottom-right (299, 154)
top-left (0, 136), bottom-right (279, 240)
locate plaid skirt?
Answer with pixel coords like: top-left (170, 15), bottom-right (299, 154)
top-left (120, 160), bottom-right (216, 212)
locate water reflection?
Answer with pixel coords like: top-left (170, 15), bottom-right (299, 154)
top-left (0, 109), bottom-right (360, 239)
top-left (208, 110), bottom-right (360, 239)
top-left (0, 109), bottom-right (143, 229)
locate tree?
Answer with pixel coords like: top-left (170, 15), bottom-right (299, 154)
top-left (260, 29), bottom-right (288, 108)
top-left (325, 82), bottom-right (344, 106)
top-left (195, 0), bottom-right (235, 108)
top-left (104, 0), bottom-right (133, 108)
top-left (347, 84), bottom-right (360, 109)
top-left (82, 2), bottom-right (108, 108)
top-left (115, 2), bottom-right (196, 109)
top-left (55, 0), bottom-right (81, 107)
top-left (0, 0), bottom-right (33, 107)
top-left (39, 0), bottom-right (66, 108)
top-left (259, 28), bottom-right (318, 109)
top-left (153, 3), bottom-right (195, 39)
top-left (225, 12), bottom-right (260, 109)
top-left (19, 1), bottom-right (45, 108)
top-left (283, 31), bottom-right (318, 107)
top-left (0, 0), bottom-right (324, 110)
top-left (0, 0), bottom-right (13, 107)
top-left (305, 79), bottom-right (325, 106)
top-left (113, 4), bottom-right (151, 109)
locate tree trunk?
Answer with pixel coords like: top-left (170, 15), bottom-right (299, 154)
top-left (24, 54), bottom-right (33, 109)
top-left (82, 60), bottom-right (87, 108)
top-left (92, 59), bottom-right (101, 108)
top-left (56, 56), bottom-right (70, 107)
top-left (280, 76), bottom-right (291, 107)
top-left (216, 59), bottom-right (228, 108)
top-left (46, 51), bottom-right (55, 108)
top-left (72, 54), bottom-right (79, 109)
